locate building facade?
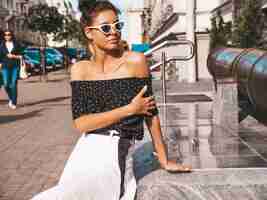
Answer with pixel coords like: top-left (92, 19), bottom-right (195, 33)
top-left (141, 0), bottom-right (228, 81)
top-left (0, 0), bottom-right (42, 45)
top-left (139, 0), bottom-right (267, 81)
top-left (125, 1), bottom-right (146, 47)
top-left (0, 0), bottom-right (78, 47)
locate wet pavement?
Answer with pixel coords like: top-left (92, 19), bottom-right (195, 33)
top-left (1, 70), bottom-right (267, 199)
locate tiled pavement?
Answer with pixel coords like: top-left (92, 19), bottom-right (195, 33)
top-left (1, 70), bottom-right (267, 200)
top-left (0, 71), bottom-right (79, 200)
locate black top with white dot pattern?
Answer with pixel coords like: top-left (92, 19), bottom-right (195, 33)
top-left (70, 76), bottom-right (158, 140)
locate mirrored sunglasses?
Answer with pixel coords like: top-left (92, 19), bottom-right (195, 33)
top-left (87, 21), bottom-right (124, 35)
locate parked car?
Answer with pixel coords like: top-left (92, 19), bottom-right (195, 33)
top-left (77, 48), bottom-right (88, 60)
top-left (57, 47), bottom-right (89, 62)
top-left (66, 48), bottom-right (77, 60)
top-left (23, 47), bottom-right (64, 73)
top-left (45, 48), bottom-right (63, 65)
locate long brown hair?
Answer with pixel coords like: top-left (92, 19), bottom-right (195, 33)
top-left (79, 1), bottom-right (120, 28)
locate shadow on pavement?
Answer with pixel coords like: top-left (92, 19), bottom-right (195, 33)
top-left (19, 96), bottom-right (70, 107)
top-left (24, 78), bottom-right (68, 84)
top-left (0, 99), bottom-right (8, 105)
top-left (45, 79), bottom-right (69, 83)
top-left (0, 109), bottom-right (45, 124)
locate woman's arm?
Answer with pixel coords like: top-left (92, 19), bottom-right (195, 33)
top-left (74, 88), bottom-right (153, 133)
top-left (145, 116), bottom-right (168, 167)
top-left (7, 53), bottom-right (21, 59)
top-left (0, 45), bottom-right (5, 62)
top-left (145, 116), bottom-right (191, 172)
top-left (132, 52), bottom-right (191, 172)
top-left (74, 105), bottom-right (133, 133)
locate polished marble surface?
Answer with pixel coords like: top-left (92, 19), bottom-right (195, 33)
top-left (137, 169), bottom-right (267, 200)
top-left (135, 96), bottom-right (267, 199)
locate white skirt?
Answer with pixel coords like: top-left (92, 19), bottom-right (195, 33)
top-left (30, 131), bottom-right (137, 200)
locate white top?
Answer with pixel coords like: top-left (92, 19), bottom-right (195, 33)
top-left (5, 41), bottom-right (14, 53)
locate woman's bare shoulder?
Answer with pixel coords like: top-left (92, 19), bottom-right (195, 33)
top-left (70, 60), bottom-right (93, 81)
top-left (125, 51), bottom-right (150, 78)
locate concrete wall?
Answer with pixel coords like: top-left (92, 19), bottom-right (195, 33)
top-left (196, 0), bottom-right (221, 12)
top-left (126, 9), bottom-right (143, 47)
top-left (196, 33), bottom-right (211, 80)
top-left (147, 0), bottom-right (222, 81)
top-left (151, 15), bottom-right (186, 44)
top-left (172, 0), bottom-right (186, 12)
top-left (195, 0), bottom-right (222, 32)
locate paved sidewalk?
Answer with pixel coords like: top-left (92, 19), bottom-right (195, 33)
top-left (0, 71), bottom-right (79, 200)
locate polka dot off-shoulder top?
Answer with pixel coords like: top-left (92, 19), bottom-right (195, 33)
top-left (70, 76), bottom-right (159, 140)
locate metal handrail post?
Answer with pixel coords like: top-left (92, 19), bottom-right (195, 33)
top-left (162, 52), bottom-right (167, 105)
top-left (146, 40), bottom-right (195, 72)
top-left (161, 52), bottom-right (167, 138)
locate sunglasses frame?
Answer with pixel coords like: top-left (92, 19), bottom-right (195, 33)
top-left (87, 21), bottom-right (124, 35)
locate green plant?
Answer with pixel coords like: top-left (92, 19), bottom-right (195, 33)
top-left (208, 11), bottom-right (232, 50)
top-left (232, 0), bottom-right (265, 48)
top-left (54, 1), bottom-right (86, 45)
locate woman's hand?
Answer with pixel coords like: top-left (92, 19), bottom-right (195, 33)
top-left (7, 54), bottom-right (21, 59)
top-left (128, 85), bottom-right (156, 116)
top-left (7, 53), bottom-right (15, 59)
top-left (163, 160), bottom-right (192, 173)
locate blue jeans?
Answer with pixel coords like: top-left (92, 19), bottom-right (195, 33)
top-left (1, 66), bottom-right (19, 105)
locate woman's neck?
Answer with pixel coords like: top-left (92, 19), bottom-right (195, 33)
top-left (92, 45), bottom-right (123, 65)
top-left (89, 44), bottom-right (125, 74)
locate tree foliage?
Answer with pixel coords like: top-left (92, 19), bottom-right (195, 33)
top-left (208, 11), bottom-right (232, 50)
top-left (26, 3), bottom-right (64, 80)
top-left (53, 1), bottom-right (86, 45)
top-left (27, 3), bottom-right (64, 45)
top-left (232, 0), bottom-right (265, 48)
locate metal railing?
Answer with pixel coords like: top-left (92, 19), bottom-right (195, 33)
top-left (144, 40), bottom-right (194, 58)
top-left (144, 40), bottom-right (195, 105)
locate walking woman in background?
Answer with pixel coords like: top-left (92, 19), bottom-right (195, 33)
top-left (30, 1), bottom-right (191, 200)
top-left (0, 30), bottom-right (23, 109)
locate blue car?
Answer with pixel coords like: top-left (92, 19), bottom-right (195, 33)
top-left (23, 47), bottom-right (64, 73)
top-left (65, 47), bottom-right (88, 60)
top-left (45, 48), bottom-right (63, 65)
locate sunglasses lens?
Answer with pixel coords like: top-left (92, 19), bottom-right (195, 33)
top-left (100, 25), bottom-right (111, 34)
top-left (115, 22), bottom-right (124, 31)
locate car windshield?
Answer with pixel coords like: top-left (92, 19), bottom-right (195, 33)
top-left (24, 50), bottom-right (40, 58)
top-left (46, 48), bottom-right (62, 56)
